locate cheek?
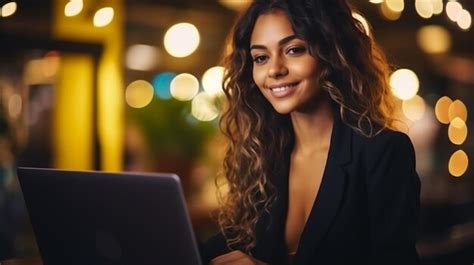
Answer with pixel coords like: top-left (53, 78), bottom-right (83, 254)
top-left (252, 67), bottom-right (266, 89)
top-left (290, 59), bottom-right (318, 79)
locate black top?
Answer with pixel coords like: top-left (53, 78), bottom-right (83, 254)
top-left (199, 109), bottom-right (421, 265)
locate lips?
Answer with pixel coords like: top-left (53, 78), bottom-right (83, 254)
top-left (268, 81), bottom-right (300, 98)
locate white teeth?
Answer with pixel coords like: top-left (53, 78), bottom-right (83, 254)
top-left (271, 84), bottom-right (295, 92)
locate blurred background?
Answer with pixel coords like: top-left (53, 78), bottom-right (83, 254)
top-left (0, 0), bottom-right (473, 264)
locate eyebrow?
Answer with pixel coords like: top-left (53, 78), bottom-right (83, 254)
top-left (250, 35), bottom-right (298, 51)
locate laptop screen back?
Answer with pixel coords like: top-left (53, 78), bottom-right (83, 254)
top-left (17, 167), bottom-right (202, 265)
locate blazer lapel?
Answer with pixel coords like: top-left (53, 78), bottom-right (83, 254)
top-left (254, 107), bottom-right (354, 264)
top-left (294, 108), bottom-right (353, 264)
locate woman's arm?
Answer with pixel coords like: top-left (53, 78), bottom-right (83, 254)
top-left (209, 250), bottom-right (269, 265)
top-left (199, 233), bottom-right (270, 265)
top-left (199, 232), bottom-right (230, 264)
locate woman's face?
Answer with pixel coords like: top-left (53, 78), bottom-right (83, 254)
top-left (250, 10), bottom-right (320, 114)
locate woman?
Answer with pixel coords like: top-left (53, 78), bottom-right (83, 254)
top-left (200, 0), bottom-right (421, 264)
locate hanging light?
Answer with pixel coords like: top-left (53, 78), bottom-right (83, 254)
top-left (64, 0), bottom-right (83, 17)
top-left (93, 7), bottom-right (114, 27)
top-left (1, 1), bottom-right (17, 17)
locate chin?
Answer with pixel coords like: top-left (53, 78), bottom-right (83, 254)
top-left (270, 103), bottom-right (296, 115)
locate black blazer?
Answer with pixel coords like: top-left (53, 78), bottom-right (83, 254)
top-left (200, 110), bottom-right (421, 265)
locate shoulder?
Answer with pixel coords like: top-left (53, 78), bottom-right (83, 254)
top-left (352, 127), bottom-right (415, 158)
top-left (350, 127), bottom-right (419, 190)
top-left (347, 126), bottom-right (417, 178)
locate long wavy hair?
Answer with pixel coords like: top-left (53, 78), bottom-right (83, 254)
top-left (217, 0), bottom-right (396, 254)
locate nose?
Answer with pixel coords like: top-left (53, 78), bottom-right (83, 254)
top-left (268, 56), bottom-right (288, 79)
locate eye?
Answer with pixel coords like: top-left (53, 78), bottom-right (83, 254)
top-left (287, 46), bottom-right (306, 55)
top-left (252, 55), bottom-right (268, 64)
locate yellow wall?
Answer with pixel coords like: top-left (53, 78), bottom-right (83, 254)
top-left (51, 0), bottom-right (124, 171)
top-left (53, 54), bottom-right (94, 170)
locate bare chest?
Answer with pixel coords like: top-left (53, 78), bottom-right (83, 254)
top-left (285, 152), bottom-right (328, 253)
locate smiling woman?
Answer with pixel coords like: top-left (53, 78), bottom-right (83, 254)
top-left (250, 12), bottom-right (320, 114)
top-left (199, 1), bottom-right (421, 265)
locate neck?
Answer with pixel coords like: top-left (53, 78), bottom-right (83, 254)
top-left (290, 96), bottom-right (334, 156)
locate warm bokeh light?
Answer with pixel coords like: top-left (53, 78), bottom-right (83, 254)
top-left (202, 66), bottom-right (225, 96)
top-left (435, 96), bottom-right (453, 124)
top-left (380, 1), bottom-right (402, 20)
top-left (126, 44), bottom-right (159, 71)
top-left (218, 0), bottom-right (251, 11)
top-left (93, 7), bottom-right (114, 27)
top-left (152, 72), bottom-right (175, 100)
top-left (1, 1), bottom-right (17, 17)
top-left (164, 23), bottom-right (200, 58)
top-left (432, 0), bottom-right (443, 15)
top-left (23, 54), bottom-right (60, 84)
top-left (415, 0), bottom-right (433, 18)
top-left (448, 150), bottom-right (469, 177)
top-left (191, 92), bottom-right (219, 122)
top-left (42, 51), bottom-right (61, 77)
top-left (448, 99), bottom-right (468, 122)
top-left (352, 12), bottom-right (371, 35)
top-left (386, 0), bottom-right (404, 12)
top-left (457, 9), bottom-right (472, 30)
top-left (125, 80), bottom-right (154, 108)
top-left (448, 117), bottom-right (468, 145)
top-left (64, 0), bottom-right (83, 17)
top-left (8, 94), bottom-right (22, 119)
top-left (446, 1), bottom-right (463, 22)
top-left (417, 25), bottom-right (451, 54)
top-left (369, 0), bottom-right (384, 3)
top-left (389, 69), bottom-right (419, 100)
top-left (170, 73), bottom-right (199, 101)
top-left (402, 95), bottom-right (426, 121)
top-left (24, 59), bottom-right (50, 85)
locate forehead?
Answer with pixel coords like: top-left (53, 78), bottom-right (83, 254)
top-left (250, 10), bottom-right (295, 45)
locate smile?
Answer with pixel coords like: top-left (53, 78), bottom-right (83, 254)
top-left (268, 81), bottom-right (300, 97)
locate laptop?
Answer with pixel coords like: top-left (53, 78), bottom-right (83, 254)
top-left (16, 167), bottom-right (203, 265)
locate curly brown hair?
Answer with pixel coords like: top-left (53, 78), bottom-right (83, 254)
top-left (217, 0), bottom-right (396, 254)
